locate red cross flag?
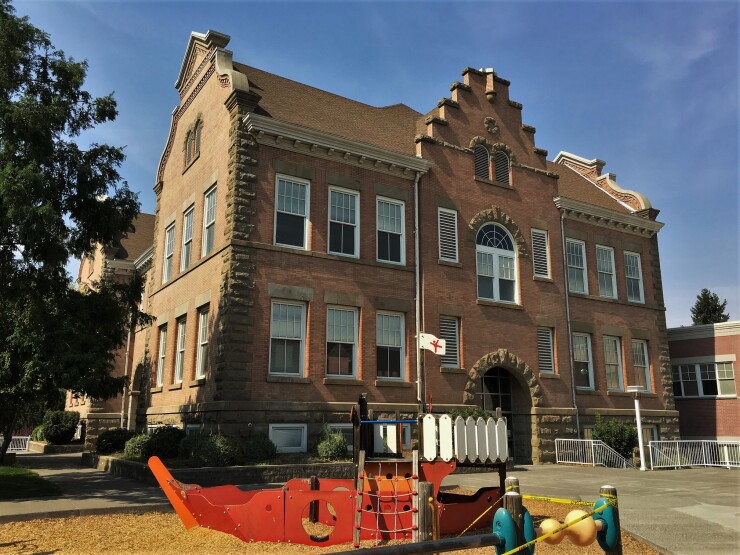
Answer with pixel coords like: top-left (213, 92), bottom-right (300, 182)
top-left (420, 333), bottom-right (446, 356)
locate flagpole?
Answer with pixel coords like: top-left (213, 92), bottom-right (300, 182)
top-left (413, 171), bottom-right (424, 416)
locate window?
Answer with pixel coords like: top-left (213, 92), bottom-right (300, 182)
top-left (328, 188), bottom-right (359, 257)
top-left (673, 362), bottom-right (736, 397)
top-left (269, 424), bottom-right (307, 453)
top-left (377, 198), bottom-right (404, 264)
top-left (195, 306), bottom-right (209, 379)
top-left (566, 239), bottom-right (588, 294)
top-left (202, 186), bottom-right (217, 257)
top-left (326, 307), bottom-right (357, 377)
top-left (476, 224), bottom-right (517, 303)
top-left (531, 229), bottom-right (550, 278)
top-left (162, 224), bottom-right (175, 283)
top-left (185, 122), bottom-right (201, 165)
top-left (596, 246), bottom-right (617, 298)
top-left (624, 252), bottom-right (644, 303)
top-left (327, 423), bottom-right (354, 452)
top-left (473, 145), bottom-right (490, 179)
top-left (275, 176), bottom-right (309, 249)
top-left (573, 333), bottom-right (594, 389)
top-left (269, 301), bottom-right (305, 376)
top-left (438, 208), bottom-right (459, 263)
top-left (493, 150), bottom-right (510, 184)
top-left (632, 340), bottom-right (651, 392)
top-left (603, 336), bottom-right (623, 391)
top-left (156, 325), bottom-right (167, 387)
top-left (174, 317), bottom-right (186, 384)
top-left (376, 312), bottom-right (404, 379)
top-left (439, 316), bottom-right (460, 368)
top-left (537, 327), bottom-right (554, 374)
top-left (180, 208), bottom-right (194, 271)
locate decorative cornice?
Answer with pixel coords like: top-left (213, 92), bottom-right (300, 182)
top-left (522, 124), bottom-right (536, 134)
top-left (667, 321), bottom-right (740, 341)
top-left (245, 113), bottom-right (432, 177)
top-left (508, 100), bottom-right (523, 110)
top-left (518, 163), bottom-right (558, 179)
top-left (425, 115), bottom-right (449, 126)
top-left (437, 97), bottom-right (460, 109)
top-left (553, 197), bottom-right (664, 237)
top-left (596, 172), bottom-right (652, 211)
top-left (133, 246), bottom-right (154, 272)
top-left (533, 147), bottom-right (549, 157)
top-left (450, 81), bottom-right (472, 92)
top-left (416, 134), bottom-right (472, 154)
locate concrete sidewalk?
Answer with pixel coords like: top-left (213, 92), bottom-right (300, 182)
top-left (0, 453), bottom-right (170, 523)
top-left (448, 464), bottom-right (740, 555)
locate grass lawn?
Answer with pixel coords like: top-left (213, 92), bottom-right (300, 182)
top-left (0, 465), bottom-right (61, 499)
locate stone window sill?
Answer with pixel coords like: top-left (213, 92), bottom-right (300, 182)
top-left (323, 377), bottom-right (364, 386)
top-left (533, 276), bottom-right (553, 283)
top-left (440, 367), bottom-right (466, 374)
top-left (539, 373), bottom-right (561, 379)
top-left (438, 260), bottom-right (462, 268)
top-left (606, 391), bottom-right (631, 397)
top-left (189, 378), bottom-right (206, 388)
top-left (151, 386), bottom-right (163, 394)
top-left (474, 176), bottom-right (512, 190)
top-left (375, 380), bottom-right (412, 388)
top-left (576, 389), bottom-right (599, 395)
top-left (266, 375), bottom-right (311, 384)
top-left (476, 299), bottom-right (524, 310)
top-left (168, 383), bottom-right (182, 391)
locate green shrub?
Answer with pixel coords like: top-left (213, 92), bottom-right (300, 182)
top-left (448, 407), bottom-right (494, 420)
top-left (317, 428), bottom-right (348, 461)
top-left (183, 433), bottom-right (244, 467)
top-left (96, 428), bottom-right (134, 454)
top-left (42, 411), bottom-right (80, 444)
top-left (242, 432), bottom-right (276, 462)
top-left (592, 414), bottom-right (638, 459)
top-left (30, 425), bottom-right (45, 442)
top-left (148, 426), bottom-right (186, 458)
top-left (124, 434), bottom-right (152, 461)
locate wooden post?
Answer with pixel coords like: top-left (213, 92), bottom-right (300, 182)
top-left (502, 490), bottom-right (525, 549)
top-left (600, 485), bottom-right (623, 555)
top-left (353, 450), bottom-right (366, 548)
top-left (417, 481), bottom-right (434, 542)
top-left (308, 475), bottom-right (319, 523)
top-left (505, 476), bottom-right (520, 493)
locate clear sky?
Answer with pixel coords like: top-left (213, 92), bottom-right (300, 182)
top-left (14, 0), bottom-right (739, 328)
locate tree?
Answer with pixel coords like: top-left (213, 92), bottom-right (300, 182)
top-left (0, 0), bottom-right (142, 462)
top-left (690, 288), bottom-right (730, 325)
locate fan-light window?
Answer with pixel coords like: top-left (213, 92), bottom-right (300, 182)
top-left (476, 224), bottom-right (517, 303)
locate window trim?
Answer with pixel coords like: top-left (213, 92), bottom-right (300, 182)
top-left (531, 228), bottom-right (550, 278)
top-left (438, 208), bottom-right (459, 263)
top-left (476, 224), bottom-right (519, 304)
top-left (624, 251), bottom-right (645, 304)
top-left (174, 317), bottom-right (187, 384)
top-left (603, 335), bottom-right (624, 391)
top-left (202, 185), bottom-right (217, 257)
top-left (325, 306), bottom-right (359, 378)
top-left (162, 223), bottom-right (175, 284)
top-left (439, 316), bottom-right (460, 369)
top-left (566, 238), bottom-right (589, 295)
top-left (573, 332), bottom-right (594, 390)
top-left (376, 311), bottom-right (406, 381)
top-left (673, 361), bottom-right (736, 398)
top-left (156, 325), bottom-right (167, 387)
top-left (596, 245), bottom-right (617, 299)
top-left (195, 306), bottom-right (209, 380)
top-left (180, 206), bottom-right (194, 272)
top-left (268, 300), bottom-right (307, 377)
top-left (269, 423), bottom-right (307, 453)
top-left (327, 186), bottom-right (360, 258)
top-left (376, 196), bottom-right (406, 265)
top-left (274, 174), bottom-right (310, 250)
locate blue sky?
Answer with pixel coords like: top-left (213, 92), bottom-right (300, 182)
top-left (14, 0), bottom-right (738, 327)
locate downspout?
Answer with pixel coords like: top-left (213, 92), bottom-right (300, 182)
top-left (120, 323), bottom-right (132, 429)
top-left (413, 171), bottom-right (424, 414)
top-left (560, 212), bottom-right (581, 437)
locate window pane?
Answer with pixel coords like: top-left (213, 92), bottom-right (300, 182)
top-left (672, 365), bottom-right (683, 397)
top-left (477, 225), bottom-right (514, 251)
top-left (270, 339), bottom-right (300, 374)
top-left (604, 337), bottom-right (621, 390)
top-left (499, 279), bottom-right (515, 302)
top-left (277, 179), bottom-right (307, 216)
top-left (377, 346), bottom-right (401, 378)
top-left (327, 308), bottom-right (355, 343)
top-left (330, 190), bottom-right (356, 224)
top-left (681, 365), bottom-right (699, 396)
top-left (625, 253), bottom-right (643, 302)
top-left (478, 276), bottom-right (494, 300)
top-left (271, 427), bottom-right (304, 449)
top-left (377, 201), bottom-right (402, 233)
top-left (276, 212), bottom-right (305, 247)
top-left (327, 343), bottom-right (354, 376)
top-left (597, 247), bottom-right (615, 298)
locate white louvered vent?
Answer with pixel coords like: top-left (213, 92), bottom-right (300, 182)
top-left (494, 150), bottom-right (510, 184)
top-left (439, 317), bottom-right (459, 368)
top-left (531, 229), bottom-right (550, 278)
top-left (537, 327), bottom-right (554, 374)
top-left (473, 145), bottom-right (490, 179)
top-left (438, 208), bottom-right (459, 262)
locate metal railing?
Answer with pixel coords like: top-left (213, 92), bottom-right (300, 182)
top-left (649, 440), bottom-right (740, 469)
top-left (555, 438), bottom-right (634, 468)
top-left (2, 435), bottom-right (30, 452)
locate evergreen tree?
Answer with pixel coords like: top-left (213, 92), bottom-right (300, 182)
top-left (690, 288), bottom-right (730, 325)
top-left (0, 0), bottom-right (142, 462)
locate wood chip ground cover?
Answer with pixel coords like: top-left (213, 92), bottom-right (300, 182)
top-left (0, 500), bottom-right (658, 554)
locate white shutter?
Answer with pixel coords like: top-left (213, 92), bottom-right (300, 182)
top-left (439, 317), bottom-right (460, 368)
top-left (537, 327), bottom-right (554, 374)
top-left (438, 208), bottom-right (459, 262)
top-left (531, 229), bottom-right (549, 277)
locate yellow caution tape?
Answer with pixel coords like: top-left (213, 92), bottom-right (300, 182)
top-left (521, 494), bottom-right (595, 507)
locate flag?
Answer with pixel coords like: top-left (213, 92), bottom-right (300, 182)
top-left (420, 332), bottom-right (446, 356)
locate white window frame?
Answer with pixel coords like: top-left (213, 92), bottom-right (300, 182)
top-left (325, 306), bottom-right (358, 378)
top-left (274, 174), bottom-right (310, 250)
top-left (439, 316), bottom-right (460, 369)
top-left (476, 224), bottom-right (519, 304)
top-left (624, 251), bottom-right (644, 303)
top-left (268, 300), bottom-right (306, 377)
top-left (328, 187), bottom-right (359, 258)
top-left (195, 306), bottom-right (209, 379)
top-left (438, 208), bottom-right (459, 263)
top-left (174, 317), bottom-right (186, 384)
top-left (537, 327), bottom-right (555, 374)
top-left (162, 224), bottom-right (175, 284)
top-left (632, 339), bottom-right (651, 392)
top-left (376, 197), bottom-right (405, 265)
top-left (531, 228), bottom-right (550, 278)
top-left (573, 332), bottom-right (594, 390)
top-left (566, 239), bottom-right (588, 294)
top-left (596, 245), bottom-right (617, 299)
top-left (673, 362), bottom-right (736, 398)
top-left (376, 311), bottom-right (405, 380)
top-left (156, 325), bottom-right (167, 387)
top-left (603, 336), bottom-right (624, 391)
top-left (269, 423), bottom-right (307, 453)
top-left (180, 207), bottom-right (194, 271)
top-left (202, 186), bottom-right (217, 257)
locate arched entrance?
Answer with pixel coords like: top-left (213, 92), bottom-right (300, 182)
top-left (478, 367), bottom-right (515, 457)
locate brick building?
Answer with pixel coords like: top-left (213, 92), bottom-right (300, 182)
top-left (668, 321), bottom-right (739, 441)
top-left (86, 30), bottom-right (680, 463)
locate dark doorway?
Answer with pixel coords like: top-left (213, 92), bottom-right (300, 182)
top-left (478, 367), bottom-right (515, 459)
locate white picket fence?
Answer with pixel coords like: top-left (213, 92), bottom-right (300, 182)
top-left (649, 440), bottom-right (740, 469)
top-left (555, 438), bottom-right (634, 469)
top-left (2, 435), bottom-right (30, 453)
top-left (419, 414), bottom-right (508, 463)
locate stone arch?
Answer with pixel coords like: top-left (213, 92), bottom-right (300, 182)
top-left (462, 348), bottom-right (543, 407)
top-left (490, 142), bottom-right (517, 165)
top-left (468, 206), bottom-right (529, 258)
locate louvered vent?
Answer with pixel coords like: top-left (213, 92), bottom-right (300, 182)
top-left (494, 150), bottom-right (510, 184)
top-left (473, 145), bottom-right (490, 179)
top-left (438, 209), bottom-right (458, 262)
top-left (531, 229), bottom-right (549, 277)
top-left (537, 327), bottom-right (554, 374)
top-left (440, 317), bottom-right (459, 368)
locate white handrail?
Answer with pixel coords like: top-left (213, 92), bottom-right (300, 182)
top-left (649, 440), bottom-right (740, 469)
top-left (555, 438), bottom-right (634, 468)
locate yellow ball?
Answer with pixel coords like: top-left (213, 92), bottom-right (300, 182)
top-left (564, 510), bottom-right (597, 547)
top-left (539, 518), bottom-right (564, 544)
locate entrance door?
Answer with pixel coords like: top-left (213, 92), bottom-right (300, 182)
top-left (478, 367), bottom-right (514, 459)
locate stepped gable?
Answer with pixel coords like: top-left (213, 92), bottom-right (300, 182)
top-left (232, 62), bottom-right (421, 156)
top-left (549, 161), bottom-right (630, 214)
top-left (115, 213), bottom-right (155, 261)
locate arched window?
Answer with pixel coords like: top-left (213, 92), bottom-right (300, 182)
top-left (185, 121), bottom-right (202, 166)
top-left (476, 223), bottom-right (517, 303)
top-left (185, 131), bottom-right (193, 165)
top-left (193, 121), bottom-right (201, 158)
top-left (473, 145), bottom-right (490, 179)
top-left (493, 150), bottom-right (510, 184)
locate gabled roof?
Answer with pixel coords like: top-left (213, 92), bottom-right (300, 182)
top-left (233, 63), bottom-right (421, 156)
top-left (114, 213), bottom-right (156, 261)
top-left (548, 161), bottom-right (630, 214)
